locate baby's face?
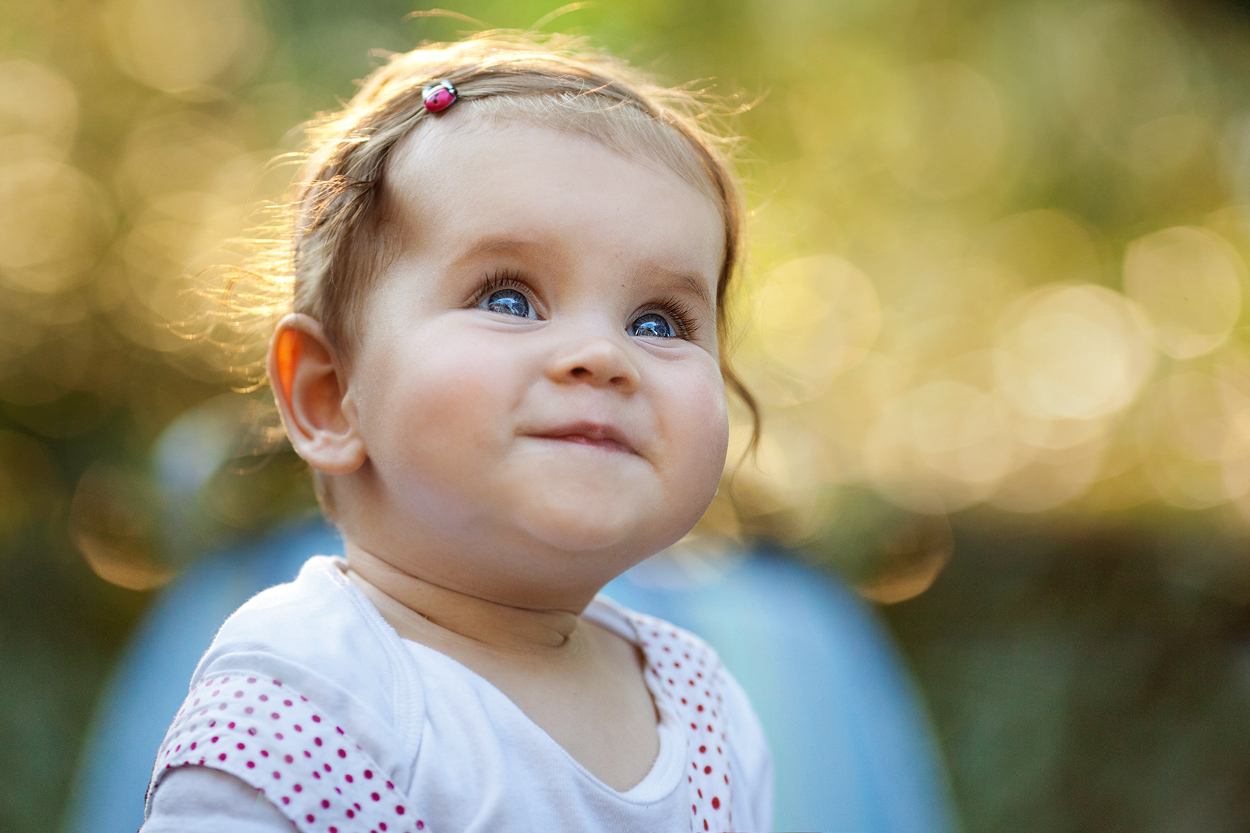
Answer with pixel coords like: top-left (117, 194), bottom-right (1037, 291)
top-left (340, 117), bottom-right (729, 605)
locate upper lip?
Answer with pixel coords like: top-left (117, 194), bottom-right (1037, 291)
top-left (526, 421), bottom-right (639, 455)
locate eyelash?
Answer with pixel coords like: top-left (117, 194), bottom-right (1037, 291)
top-left (469, 270), bottom-right (701, 340)
top-left (647, 296), bottom-right (699, 340)
top-left (470, 269), bottom-right (532, 310)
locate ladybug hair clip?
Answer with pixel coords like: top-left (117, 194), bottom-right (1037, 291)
top-left (422, 79), bottom-right (458, 113)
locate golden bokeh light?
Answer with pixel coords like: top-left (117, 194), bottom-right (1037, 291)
top-left (865, 380), bottom-right (990, 510)
top-left (853, 513), bottom-right (953, 605)
top-left (70, 461), bottom-right (173, 591)
top-left (864, 381), bottom-right (1015, 514)
top-left (0, 60), bottom-right (78, 162)
top-left (994, 284), bottom-right (1155, 421)
top-left (988, 434), bottom-right (1109, 514)
top-left (1012, 412), bottom-right (1113, 452)
top-left (123, 191), bottom-right (236, 325)
top-left (117, 111), bottom-right (248, 203)
top-left (0, 159), bottom-right (114, 293)
top-left (731, 416), bottom-right (834, 544)
top-left (102, 0), bottom-right (265, 97)
top-left (1138, 371), bottom-right (1250, 509)
top-left (1124, 226), bottom-right (1244, 359)
top-left (753, 254), bottom-right (881, 400)
top-left (0, 60), bottom-right (101, 296)
top-left (804, 351), bottom-right (914, 485)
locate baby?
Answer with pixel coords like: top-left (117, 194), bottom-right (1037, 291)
top-left (141, 32), bottom-right (773, 833)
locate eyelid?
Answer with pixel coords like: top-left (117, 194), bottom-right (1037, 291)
top-left (469, 269), bottom-right (541, 315)
top-left (636, 296), bottom-right (700, 340)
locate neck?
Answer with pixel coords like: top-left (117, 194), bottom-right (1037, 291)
top-left (345, 542), bottom-right (583, 652)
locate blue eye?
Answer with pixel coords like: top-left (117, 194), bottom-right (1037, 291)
top-left (630, 313), bottom-right (675, 338)
top-left (482, 289), bottom-right (532, 318)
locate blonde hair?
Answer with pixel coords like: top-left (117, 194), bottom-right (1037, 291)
top-left (223, 31), bottom-right (759, 505)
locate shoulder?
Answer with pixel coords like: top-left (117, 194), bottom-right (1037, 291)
top-left (588, 595), bottom-right (724, 666)
top-left (147, 557), bottom-right (431, 829)
top-left (189, 556), bottom-right (426, 774)
top-left (208, 555), bottom-right (363, 643)
top-left (201, 556), bottom-right (400, 680)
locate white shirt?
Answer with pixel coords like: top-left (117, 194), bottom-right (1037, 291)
top-left (143, 556), bottom-right (773, 833)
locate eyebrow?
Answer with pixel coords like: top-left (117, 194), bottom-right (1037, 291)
top-left (653, 266), bottom-right (714, 310)
top-left (450, 236), bottom-right (545, 264)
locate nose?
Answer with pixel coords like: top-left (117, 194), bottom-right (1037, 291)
top-left (544, 332), bottom-right (640, 392)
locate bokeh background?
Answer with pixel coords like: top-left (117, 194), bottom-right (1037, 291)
top-left (4, 0), bottom-right (1250, 830)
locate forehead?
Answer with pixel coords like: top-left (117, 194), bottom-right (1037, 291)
top-left (381, 111), bottom-right (725, 283)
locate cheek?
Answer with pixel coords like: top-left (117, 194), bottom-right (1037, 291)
top-left (659, 361), bottom-right (730, 492)
top-left (357, 331), bottom-right (521, 482)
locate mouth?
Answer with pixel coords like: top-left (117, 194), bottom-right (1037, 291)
top-left (526, 422), bottom-right (639, 455)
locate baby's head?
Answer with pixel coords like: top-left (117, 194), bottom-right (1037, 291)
top-left (261, 32), bottom-right (757, 605)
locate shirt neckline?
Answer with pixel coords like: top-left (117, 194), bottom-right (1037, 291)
top-left (323, 557), bottom-right (685, 804)
top-left (400, 628), bottom-right (686, 803)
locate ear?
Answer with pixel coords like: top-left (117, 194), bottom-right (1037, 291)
top-left (267, 314), bottom-right (366, 475)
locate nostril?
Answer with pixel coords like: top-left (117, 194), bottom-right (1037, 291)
top-left (570, 366), bottom-right (590, 377)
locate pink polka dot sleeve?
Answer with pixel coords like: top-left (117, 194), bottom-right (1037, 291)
top-left (148, 673), bottom-right (428, 833)
top-left (630, 613), bottom-right (735, 833)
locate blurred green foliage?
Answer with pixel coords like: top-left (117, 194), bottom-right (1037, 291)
top-left (3, 0), bottom-right (1250, 831)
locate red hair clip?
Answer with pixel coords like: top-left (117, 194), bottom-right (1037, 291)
top-left (422, 80), bottom-right (457, 113)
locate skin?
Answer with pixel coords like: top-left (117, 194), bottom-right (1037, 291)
top-left (268, 114), bottom-right (729, 790)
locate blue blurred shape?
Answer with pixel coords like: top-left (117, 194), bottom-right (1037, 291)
top-left (605, 549), bottom-right (959, 833)
top-left (63, 520), bottom-right (957, 833)
top-left (62, 519), bottom-right (338, 833)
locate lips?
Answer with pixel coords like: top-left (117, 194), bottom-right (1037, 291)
top-left (526, 422), bottom-right (639, 455)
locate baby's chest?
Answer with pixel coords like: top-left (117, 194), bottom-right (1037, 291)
top-left (393, 617), bottom-right (737, 833)
top-left (420, 646), bottom-right (661, 791)
top-left (408, 670), bottom-right (689, 832)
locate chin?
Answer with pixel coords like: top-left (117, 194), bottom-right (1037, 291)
top-left (519, 510), bottom-right (639, 554)
top-left (511, 496), bottom-right (674, 559)
top-left (538, 514), bottom-right (710, 577)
